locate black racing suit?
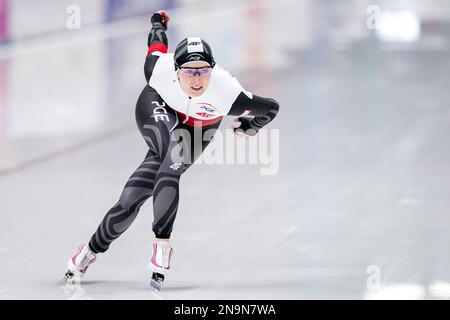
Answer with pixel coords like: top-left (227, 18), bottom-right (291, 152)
top-left (88, 14), bottom-right (279, 254)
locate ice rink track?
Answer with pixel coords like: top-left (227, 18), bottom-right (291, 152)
top-left (1, 0), bottom-right (450, 299)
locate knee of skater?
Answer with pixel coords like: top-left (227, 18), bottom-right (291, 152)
top-left (119, 189), bottom-right (148, 213)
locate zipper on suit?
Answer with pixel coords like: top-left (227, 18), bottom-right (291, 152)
top-left (183, 96), bottom-right (192, 124)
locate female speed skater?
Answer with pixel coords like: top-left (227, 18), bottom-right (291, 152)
top-left (64, 10), bottom-right (279, 291)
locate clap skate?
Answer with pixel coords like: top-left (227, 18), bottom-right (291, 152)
top-left (148, 239), bottom-right (173, 291)
top-left (62, 244), bottom-right (97, 283)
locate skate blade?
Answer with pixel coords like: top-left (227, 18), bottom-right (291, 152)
top-left (150, 272), bottom-right (165, 291)
top-left (150, 279), bottom-right (162, 292)
top-left (59, 276), bottom-right (71, 286)
top-left (59, 271), bottom-right (79, 285)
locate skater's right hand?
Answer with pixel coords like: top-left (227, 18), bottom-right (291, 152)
top-left (231, 117), bottom-right (257, 138)
top-left (151, 10), bottom-right (170, 29)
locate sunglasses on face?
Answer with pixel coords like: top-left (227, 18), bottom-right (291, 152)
top-left (179, 66), bottom-right (212, 77)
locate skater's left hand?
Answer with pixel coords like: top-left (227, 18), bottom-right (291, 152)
top-left (232, 117), bottom-right (257, 138)
top-left (151, 10), bottom-right (170, 29)
top-left (156, 10), bottom-right (170, 27)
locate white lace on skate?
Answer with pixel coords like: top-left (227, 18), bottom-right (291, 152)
top-left (148, 240), bottom-right (173, 275)
top-left (67, 244), bottom-right (97, 278)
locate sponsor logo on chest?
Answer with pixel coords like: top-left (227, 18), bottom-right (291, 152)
top-left (195, 102), bottom-right (219, 119)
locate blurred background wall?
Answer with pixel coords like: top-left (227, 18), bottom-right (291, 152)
top-left (0, 0), bottom-right (448, 141)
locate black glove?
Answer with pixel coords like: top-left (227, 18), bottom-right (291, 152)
top-left (151, 13), bottom-right (167, 30)
top-left (234, 117), bottom-right (258, 136)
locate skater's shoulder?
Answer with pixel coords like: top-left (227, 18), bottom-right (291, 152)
top-left (151, 53), bottom-right (176, 76)
top-left (150, 51), bottom-right (174, 59)
top-left (211, 65), bottom-right (244, 94)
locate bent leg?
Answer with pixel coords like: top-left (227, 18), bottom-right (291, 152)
top-left (151, 123), bottom-right (220, 238)
top-left (88, 149), bottom-right (161, 253)
top-left (151, 136), bottom-right (186, 239)
top-left (88, 86), bottom-right (178, 253)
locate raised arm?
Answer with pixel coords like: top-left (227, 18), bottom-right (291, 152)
top-left (228, 91), bottom-right (280, 136)
top-left (144, 10), bottom-right (170, 82)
